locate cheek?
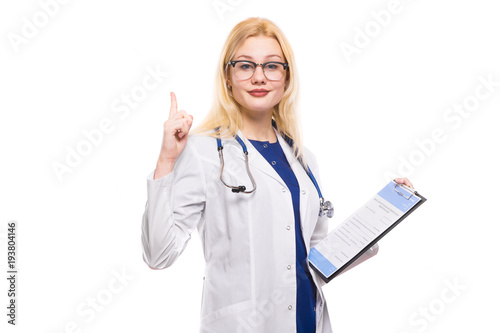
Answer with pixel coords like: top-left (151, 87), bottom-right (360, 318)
top-left (232, 85), bottom-right (246, 99)
top-left (272, 83), bottom-right (286, 98)
top-left (275, 80), bottom-right (286, 91)
top-left (230, 85), bottom-right (248, 106)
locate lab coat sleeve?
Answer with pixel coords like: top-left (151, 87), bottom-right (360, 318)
top-left (141, 141), bottom-right (206, 270)
top-left (304, 148), bottom-right (329, 287)
top-left (305, 148), bottom-right (329, 250)
top-left (338, 243), bottom-right (379, 276)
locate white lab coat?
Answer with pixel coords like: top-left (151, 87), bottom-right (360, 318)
top-left (141, 127), bottom-right (378, 333)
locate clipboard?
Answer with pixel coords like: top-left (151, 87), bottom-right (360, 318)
top-left (308, 180), bottom-right (427, 283)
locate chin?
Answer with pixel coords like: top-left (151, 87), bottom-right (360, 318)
top-left (243, 99), bottom-right (280, 112)
top-left (243, 104), bottom-right (275, 113)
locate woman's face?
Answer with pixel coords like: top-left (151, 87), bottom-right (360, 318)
top-left (227, 35), bottom-right (288, 117)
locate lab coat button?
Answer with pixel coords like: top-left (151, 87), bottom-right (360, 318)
top-left (282, 188), bottom-right (286, 193)
top-left (286, 225), bottom-right (291, 230)
top-left (288, 305), bottom-right (293, 310)
top-left (271, 161), bottom-right (276, 165)
top-left (301, 190), bottom-right (306, 194)
top-left (287, 265), bottom-right (291, 270)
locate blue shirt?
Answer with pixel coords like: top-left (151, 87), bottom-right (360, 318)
top-left (249, 138), bottom-right (317, 333)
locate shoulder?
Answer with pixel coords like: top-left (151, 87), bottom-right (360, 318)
top-left (176, 132), bottom-right (219, 164)
top-left (186, 128), bottom-right (238, 152)
top-left (302, 145), bottom-right (319, 169)
top-left (186, 128), bottom-right (222, 149)
top-left (186, 132), bottom-right (217, 148)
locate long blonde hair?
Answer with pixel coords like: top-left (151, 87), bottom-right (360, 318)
top-left (190, 17), bottom-right (307, 168)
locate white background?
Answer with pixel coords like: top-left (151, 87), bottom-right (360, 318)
top-left (1, 0), bottom-right (499, 332)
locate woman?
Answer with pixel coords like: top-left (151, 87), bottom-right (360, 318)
top-left (141, 17), bottom-right (413, 332)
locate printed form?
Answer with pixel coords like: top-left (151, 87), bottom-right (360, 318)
top-left (309, 180), bottom-right (423, 281)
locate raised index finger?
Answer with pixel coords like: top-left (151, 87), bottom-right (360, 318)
top-left (169, 92), bottom-right (178, 119)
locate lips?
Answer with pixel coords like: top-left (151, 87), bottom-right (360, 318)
top-left (249, 89), bottom-right (269, 97)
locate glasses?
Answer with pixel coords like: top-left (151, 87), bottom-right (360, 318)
top-left (226, 60), bottom-right (289, 81)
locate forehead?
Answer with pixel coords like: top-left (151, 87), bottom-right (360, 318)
top-left (234, 36), bottom-right (284, 60)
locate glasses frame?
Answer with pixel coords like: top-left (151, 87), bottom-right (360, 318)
top-left (226, 60), bottom-right (289, 81)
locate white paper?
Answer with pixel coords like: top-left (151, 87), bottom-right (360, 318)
top-left (309, 180), bottom-right (422, 279)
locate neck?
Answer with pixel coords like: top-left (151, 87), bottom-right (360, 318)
top-left (240, 108), bottom-right (277, 143)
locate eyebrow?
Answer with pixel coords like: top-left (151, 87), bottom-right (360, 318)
top-left (235, 54), bottom-right (283, 60)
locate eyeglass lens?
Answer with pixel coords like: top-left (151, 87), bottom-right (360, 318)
top-left (233, 62), bottom-right (286, 81)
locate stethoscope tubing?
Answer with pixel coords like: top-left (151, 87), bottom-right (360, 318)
top-left (215, 122), bottom-right (325, 201)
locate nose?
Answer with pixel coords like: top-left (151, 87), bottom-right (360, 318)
top-left (252, 64), bottom-right (267, 83)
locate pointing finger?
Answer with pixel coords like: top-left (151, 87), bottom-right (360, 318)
top-left (169, 92), bottom-right (178, 119)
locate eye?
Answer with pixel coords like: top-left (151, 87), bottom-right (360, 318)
top-left (265, 63), bottom-right (279, 70)
top-left (236, 62), bottom-right (254, 71)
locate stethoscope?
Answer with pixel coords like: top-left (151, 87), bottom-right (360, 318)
top-left (215, 120), bottom-right (334, 218)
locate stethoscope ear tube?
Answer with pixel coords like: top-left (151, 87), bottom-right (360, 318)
top-left (217, 136), bottom-right (257, 194)
top-left (232, 186), bottom-right (246, 193)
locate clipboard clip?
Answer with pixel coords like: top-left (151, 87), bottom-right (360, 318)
top-left (393, 181), bottom-right (415, 200)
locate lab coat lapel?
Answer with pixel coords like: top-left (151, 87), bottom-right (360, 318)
top-left (234, 128), bottom-right (314, 250)
top-left (234, 129), bottom-right (287, 188)
top-left (274, 128), bottom-right (315, 252)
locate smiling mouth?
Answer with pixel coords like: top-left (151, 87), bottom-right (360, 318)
top-left (249, 90), bottom-right (269, 97)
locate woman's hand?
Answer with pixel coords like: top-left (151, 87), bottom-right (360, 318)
top-left (394, 177), bottom-right (414, 189)
top-left (154, 92), bottom-right (194, 179)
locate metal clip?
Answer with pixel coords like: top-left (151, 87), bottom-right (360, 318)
top-left (393, 182), bottom-right (415, 200)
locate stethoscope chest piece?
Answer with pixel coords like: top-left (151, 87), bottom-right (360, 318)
top-left (319, 198), bottom-right (334, 218)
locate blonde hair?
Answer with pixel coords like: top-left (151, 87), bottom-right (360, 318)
top-left (190, 17), bottom-right (307, 168)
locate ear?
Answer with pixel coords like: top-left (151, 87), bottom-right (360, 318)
top-left (225, 76), bottom-right (232, 91)
top-left (225, 72), bottom-right (232, 90)
top-left (224, 63), bottom-right (231, 83)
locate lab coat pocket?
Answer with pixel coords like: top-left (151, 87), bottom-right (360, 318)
top-left (200, 299), bottom-right (253, 327)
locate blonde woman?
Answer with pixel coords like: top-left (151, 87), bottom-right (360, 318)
top-left (141, 17), bottom-right (413, 332)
